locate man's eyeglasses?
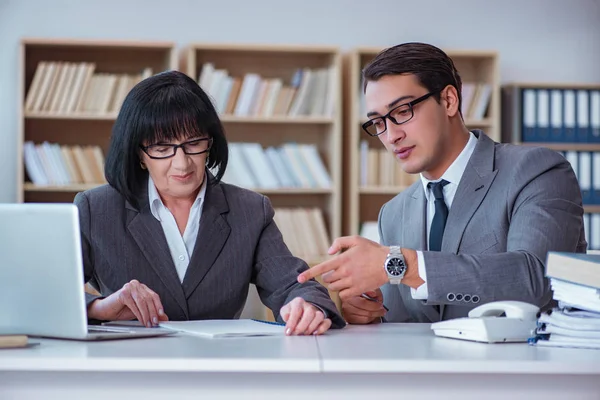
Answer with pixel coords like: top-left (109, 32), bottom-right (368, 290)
top-left (361, 91), bottom-right (438, 137)
top-left (140, 137), bottom-right (213, 159)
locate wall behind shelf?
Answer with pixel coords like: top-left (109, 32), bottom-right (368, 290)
top-left (1, 0), bottom-right (599, 203)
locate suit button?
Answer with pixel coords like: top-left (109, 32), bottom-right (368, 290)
top-left (447, 293), bottom-right (455, 301)
top-left (464, 294), bottom-right (471, 302)
top-left (471, 295), bottom-right (480, 303)
top-left (455, 293), bottom-right (463, 301)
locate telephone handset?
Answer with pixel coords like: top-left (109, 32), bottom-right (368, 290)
top-left (431, 301), bottom-right (540, 343)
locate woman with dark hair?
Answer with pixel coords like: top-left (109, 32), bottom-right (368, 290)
top-left (76, 70), bottom-right (344, 335)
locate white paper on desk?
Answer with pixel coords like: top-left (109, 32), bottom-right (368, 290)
top-left (158, 319), bottom-right (285, 338)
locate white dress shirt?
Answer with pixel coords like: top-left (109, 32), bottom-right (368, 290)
top-left (148, 176), bottom-right (207, 283)
top-left (411, 131), bottom-right (477, 299)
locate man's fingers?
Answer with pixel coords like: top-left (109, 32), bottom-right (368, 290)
top-left (326, 277), bottom-right (353, 293)
top-left (343, 301), bottom-right (381, 318)
top-left (298, 258), bottom-right (340, 284)
top-left (351, 296), bottom-right (387, 312)
top-left (364, 290), bottom-right (382, 301)
top-left (327, 236), bottom-right (356, 255)
top-left (321, 269), bottom-right (345, 284)
top-left (338, 287), bottom-right (363, 301)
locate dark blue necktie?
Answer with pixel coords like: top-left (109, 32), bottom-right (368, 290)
top-left (428, 179), bottom-right (450, 252)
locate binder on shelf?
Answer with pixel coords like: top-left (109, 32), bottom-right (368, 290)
top-left (536, 89), bottom-right (550, 142)
top-left (579, 152), bottom-right (592, 204)
top-left (563, 89), bottom-right (576, 143)
top-left (591, 90), bottom-right (600, 143)
top-left (577, 89), bottom-right (590, 143)
top-left (549, 89), bottom-right (563, 142)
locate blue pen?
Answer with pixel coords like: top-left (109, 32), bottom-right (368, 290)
top-left (251, 319), bottom-right (286, 326)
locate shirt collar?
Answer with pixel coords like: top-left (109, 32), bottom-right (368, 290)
top-left (420, 131), bottom-right (478, 194)
top-left (148, 174), bottom-right (207, 221)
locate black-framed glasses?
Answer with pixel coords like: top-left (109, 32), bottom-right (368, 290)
top-left (140, 137), bottom-right (213, 159)
top-left (361, 91), bottom-right (438, 137)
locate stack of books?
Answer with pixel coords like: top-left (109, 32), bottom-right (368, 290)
top-left (530, 252), bottom-right (600, 349)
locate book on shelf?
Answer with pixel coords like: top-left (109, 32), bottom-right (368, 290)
top-left (220, 142), bottom-right (331, 190)
top-left (197, 62), bottom-right (336, 118)
top-left (23, 141), bottom-right (106, 186)
top-left (529, 252), bottom-right (600, 349)
top-left (273, 207), bottom-right (330, 264)
top-left (24, 60), bottom-right (153, 115)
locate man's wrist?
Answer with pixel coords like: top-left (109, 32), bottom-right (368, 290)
top-left (400, 248), bottom-right (424, 289)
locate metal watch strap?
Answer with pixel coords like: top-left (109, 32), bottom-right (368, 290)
top-left (389, 245), bottom-right (401, 256)
top-left (387, 246), bottom-right (403, 284)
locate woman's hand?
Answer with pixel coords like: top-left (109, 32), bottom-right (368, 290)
top-left (87, 279), bottom-right (169, 327)
top-left (280, 297), bottom-right (332, 335)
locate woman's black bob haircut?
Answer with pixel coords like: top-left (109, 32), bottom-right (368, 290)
top-left (104, 70), bottom-right (228, 209)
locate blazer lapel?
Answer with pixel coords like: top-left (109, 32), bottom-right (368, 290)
top-left (182, 182), bottom-right (231, 299)
top-left (407, 184), bottom-right (427, 250)
top-left (442, 131), bottom-right (498, 254)
top-left (407, 183), bottom-right (442, 322)
top-left (126, 196), bottom-right (189, 318)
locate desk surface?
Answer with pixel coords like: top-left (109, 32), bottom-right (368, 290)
top-left (318, 324), bottom-right (600, 375)
top-left (1, 323), bottom-right (599, 375)
top-left (0, 332), bottom-right (321, 373)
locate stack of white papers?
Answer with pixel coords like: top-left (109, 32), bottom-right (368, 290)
top-left (159, 319), bottom-right (285, 338)
top-left (532, 295), bottom-right (600, 350)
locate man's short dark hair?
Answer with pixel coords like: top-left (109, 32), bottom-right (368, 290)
top-left (104, 70), bottom-right (228, 209)
top-left (362, 42), bottom-right (463, 113)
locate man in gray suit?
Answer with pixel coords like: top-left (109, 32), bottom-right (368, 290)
top-left (299, 42), bottom-right (586, 323)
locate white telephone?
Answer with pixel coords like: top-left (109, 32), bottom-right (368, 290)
top-left (430, 301), bottom-right (540, 343)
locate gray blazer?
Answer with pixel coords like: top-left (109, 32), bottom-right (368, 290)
top-left (75, 179), bottom-right (345, 328)
top-left (380, 130), bottom-right (586, 323)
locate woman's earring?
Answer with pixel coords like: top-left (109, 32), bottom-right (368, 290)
top-left (140, 162), bottom-right (147, 170)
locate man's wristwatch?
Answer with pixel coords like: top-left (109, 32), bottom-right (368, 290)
top-left (384, 246), bottom-right (407, 285)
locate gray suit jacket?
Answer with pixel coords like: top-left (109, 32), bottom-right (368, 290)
top-left (75, 179), bottom-right (345, 328)
top-left (380, 130), bottom-right (586, 323)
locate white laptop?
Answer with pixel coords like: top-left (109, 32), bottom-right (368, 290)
top-left (0, 203), bottom-right (174, 341)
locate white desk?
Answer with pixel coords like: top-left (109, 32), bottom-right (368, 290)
top-left (318, 324), bottom-right (600, 399)
top-left (1, 324), bottom-right (599, 400)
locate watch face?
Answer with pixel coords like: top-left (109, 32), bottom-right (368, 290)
top-left (386, 257), bottom-right (406, 276)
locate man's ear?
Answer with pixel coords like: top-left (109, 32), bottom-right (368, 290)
top-left (441, 84), bottom-right (460, 118)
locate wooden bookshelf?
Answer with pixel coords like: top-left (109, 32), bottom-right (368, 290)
top-left (343, 47), bottom-right (501, 236)
top-left (182, 42), bottom-right (343, 263)
top-left (18, 38), bottom-right (177, 203)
